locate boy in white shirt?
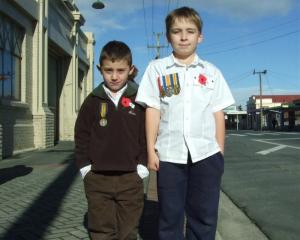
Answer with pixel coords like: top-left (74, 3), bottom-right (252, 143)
top-left (136, 7), bottom-right (234, 240)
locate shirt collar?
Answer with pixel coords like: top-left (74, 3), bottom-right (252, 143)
top-left (92, 81), bottom-right (138, 99)
top-left (166, 53), bottom-right (205, 69)
top-left (103, 84), bottom-right (127, 100)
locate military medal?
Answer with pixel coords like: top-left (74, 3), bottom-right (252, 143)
top-left (99, 102), bottom-right (108, 127)
top-left (157, 77), bottom-right (166, 97)
top-left (99, 118), bottom-right (107, 126)
top-left (165, 75), bottom-right (172, 97)
top-left (172, 73), bottom-right (181, 95)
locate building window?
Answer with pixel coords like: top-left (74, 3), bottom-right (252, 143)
top-left (0, 13), bottom-right (24, 100)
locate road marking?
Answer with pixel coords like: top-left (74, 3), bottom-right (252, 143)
top-left (264, 133), bottom-right (281, 135)
top-left (253, 139), bottom-right (300, 155)
top-left (257, 145), bottom-right (287, 155)
top-left (228, 134), bottom-right (247, 136)
top-left (246, 133), bottom-right (265, 136)
top-left (254, 138), bottom-right (300, 141)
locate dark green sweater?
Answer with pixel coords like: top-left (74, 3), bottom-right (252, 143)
top-left (74, 81), bottom-right (147, 171)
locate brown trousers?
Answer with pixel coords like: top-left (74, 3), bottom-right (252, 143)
top-left (84, 171), bottom-right (144, 240)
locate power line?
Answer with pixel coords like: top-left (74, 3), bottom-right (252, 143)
top-left (268, 70), bottom-right (300, 80)
top-left (202, 29), bottom-right (300, 56)
top-left (148, 32), bottom-right (168, 59)
top-left (267, 72), bottom-right (300, 88)
top-left (151, 0), bottom-right (154, 38)
top-left (227, 71), bottom-right (253, 84)
top-left (204, 18), bottom-right (300, 49)
top-left (265, 74), bottom-right (274, 96)
top-left (142, 0), bottom-right (150, 46)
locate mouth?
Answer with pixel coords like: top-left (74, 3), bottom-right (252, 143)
top-left (110, 81), bottom-right (122, 86)
top-left (178, 44), bottom-right (190, 47)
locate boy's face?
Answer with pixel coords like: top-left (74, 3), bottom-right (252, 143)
top-left (167, 18), bottom-right (202, 61)
top-left (98, 59), bottom-right (133, 93)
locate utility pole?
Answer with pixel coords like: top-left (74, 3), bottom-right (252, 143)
top-left (253, 69), bottom-right (267, 131)
top-left (147, 32), bottom-right (168, 59)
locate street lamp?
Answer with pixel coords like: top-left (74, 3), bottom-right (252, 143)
top-left (92, 0), bottom-right (105, 9)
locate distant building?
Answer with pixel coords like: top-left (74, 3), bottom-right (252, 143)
top-left (247, 95), bottom-right (300, 131)
top-left (224, 105), bottom-right (247, 130)
top-left (0, 0), bottom-right (95, 159)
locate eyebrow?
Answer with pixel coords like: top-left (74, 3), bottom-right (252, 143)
top-left (170, 27), bottom-right (197, 31)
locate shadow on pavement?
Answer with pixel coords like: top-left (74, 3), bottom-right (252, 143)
top-left (1, 158), bottom-right (78, 239)
top-left (139, 199), bottom-right (159, 240)
top-left (0, 165), bottom-right (33, 185)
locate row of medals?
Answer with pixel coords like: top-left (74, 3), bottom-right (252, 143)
top-left (161, 85), bottom-right (181, 97)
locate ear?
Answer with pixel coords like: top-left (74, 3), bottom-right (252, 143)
top-left (166, 32), bottom-right (171, 43)
top-left (129, 65), bottom-right (135, 75)
top-left (198, 34), bottom-right (203, 44)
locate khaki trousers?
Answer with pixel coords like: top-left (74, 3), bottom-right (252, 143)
top-left (84, 171), bottom-right (144, 240)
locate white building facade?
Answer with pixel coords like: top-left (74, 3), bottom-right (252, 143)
top-left (0, 0), bottom-right (95, 159)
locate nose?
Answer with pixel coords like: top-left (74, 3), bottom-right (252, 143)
top-left (111, 71), bottom-right (118, 80)
top-left (180, 31), bottom-right (187, 40)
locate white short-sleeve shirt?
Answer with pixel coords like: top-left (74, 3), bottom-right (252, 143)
top-left (136, 54), bottom-right (235, 164)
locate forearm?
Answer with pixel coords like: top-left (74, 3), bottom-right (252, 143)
top-left (146, 107), bottom-right (160, 153)
top-left (145, 107), bottom-right (160, 171)
top-left (214, 110), bottom-right (225, 154)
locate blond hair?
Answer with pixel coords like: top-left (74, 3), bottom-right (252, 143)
top-left (165, 6), bottom-right (203, 38)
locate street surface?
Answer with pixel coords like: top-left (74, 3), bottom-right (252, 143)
top-left (0, 130), bottom-right (299, 239)
top-left (222, 130), bottom-right (300, 240)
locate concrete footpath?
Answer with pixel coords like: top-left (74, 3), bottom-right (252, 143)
top-left (0, 142), bottom-right (268, 240)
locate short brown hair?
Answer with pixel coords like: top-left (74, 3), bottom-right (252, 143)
top-left (99, 40), bottom-right (132, 66)
top-left (99, 40), bottom-right (138, 81)
top-left (165, 7), bottom-right (203, 37)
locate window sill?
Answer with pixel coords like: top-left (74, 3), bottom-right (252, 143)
top-left (0, 99), bottom-right (29, 109)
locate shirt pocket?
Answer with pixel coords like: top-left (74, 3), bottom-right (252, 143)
top-left (193, 74), bottom-right (215, 105)
top-left (160, 97), bottom-right (171, 124)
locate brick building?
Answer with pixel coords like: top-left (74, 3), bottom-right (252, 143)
top-left (0, 0), bottom-right (94, 159)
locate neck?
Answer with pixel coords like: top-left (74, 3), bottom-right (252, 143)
top-left (174, 52), bottom-right (196, 65)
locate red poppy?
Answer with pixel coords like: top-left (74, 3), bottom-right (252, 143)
top-left (121, 97), bottom-right (131, 107)
top-left (198, 74), bottom-right (207, 86)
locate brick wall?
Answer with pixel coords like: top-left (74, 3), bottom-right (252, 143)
top-left (33, 109), bottom-right (55, 149)
top-left (0, 104), bottom-right (35, 158)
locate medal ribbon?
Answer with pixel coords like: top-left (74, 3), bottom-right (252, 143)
top-left (165, 74), bottom-right (171, 90)
top-left (100, 103), bottom-right (107, 119)
top-left (162, 75), bottom-right (167, 93)
top-left (174, 73), bottom-right (180, 88)
top-left (157, 76), bottom-right (164, 96)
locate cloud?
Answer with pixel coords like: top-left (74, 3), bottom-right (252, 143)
top-left (76, 0), bottom-right (296, 35)
top-left (75, 0), bottom-right (139, 34)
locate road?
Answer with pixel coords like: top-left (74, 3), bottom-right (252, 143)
top-left (222, 130), bottom-right (300, 240)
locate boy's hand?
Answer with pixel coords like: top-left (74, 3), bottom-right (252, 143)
top-left (147, 150), bottom-right (159, 171)
top-left (80, 164), bottom-right (91, 179)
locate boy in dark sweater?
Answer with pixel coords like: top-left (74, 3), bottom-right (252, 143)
top-left (75, 40), bottom-right (148, 240)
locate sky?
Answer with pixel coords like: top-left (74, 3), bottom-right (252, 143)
top-left (75, 0), bottom-right (300, 109)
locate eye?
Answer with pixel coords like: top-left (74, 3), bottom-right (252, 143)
top-left (187, 29), bottom-right (197, 34)
top-left (117, 69), bottom-right (126, 74)
top-left (171, 29), bottom-right (181, 34)
top-left (103, 69), bottom-right (113, 74)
